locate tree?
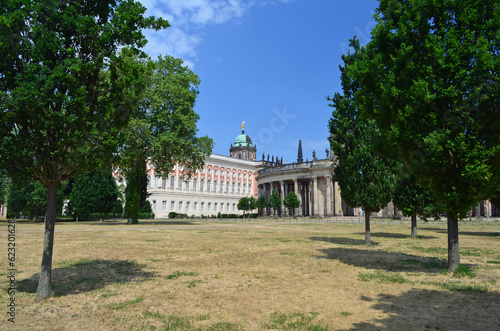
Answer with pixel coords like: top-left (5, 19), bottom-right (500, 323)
top-left (328, 38), bottom-right (398, 246)
top-left (0, 0), bottom-right (168, 300)
top-left (237, 196), bottom-right (257, 216)
top-left (269, 190), bottom-right (282, 217)
top-left (256, 195), bottom-right (271, 216)
top-left (393, 174), bottom-right (442, 238)
top-left (0, 171), bottom-right (8, 205)
top-left (283, 191), bottom-right (300, 216)
top-left (119, 54), bottom-right (213, 223)
top-left (353, 0), bottom-right (500, 270)
top-left (68, 168), bottom-right (120, 221)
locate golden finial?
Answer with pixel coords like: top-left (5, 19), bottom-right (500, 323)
top-left (240, 121), bottom-right (245, 130)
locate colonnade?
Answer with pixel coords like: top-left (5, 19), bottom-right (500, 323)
top-left (257, 175), bottom-right (343, 217)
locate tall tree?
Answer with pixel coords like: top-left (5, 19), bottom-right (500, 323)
top-left (119, 54), bottom-right (213, 223)
top-left (0, 0), bottom-right (168, 300)
top-left (237, 196), bottom-right (256, 216)
top-left (393, 174), bottom-right (442, 238)
top-left (328, 38), bottom-right (398, 246)
top-left (283, 191), bottom-right (300, 216)
top-left (354, 0), bottom-right (500, 271)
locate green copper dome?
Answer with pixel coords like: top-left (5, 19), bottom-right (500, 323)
top-left (234, 133), bottom-right (253, 147)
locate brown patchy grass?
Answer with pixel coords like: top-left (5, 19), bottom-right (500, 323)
top-left (1, 218), bottom-right (500, 330)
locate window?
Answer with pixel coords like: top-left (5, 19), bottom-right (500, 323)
top-left (162, 178), bottom-right (166, 189)
top-left (214, 169), bottom-right (218, 176)
top-left (193, 179), bottom-right (197, 191)
top-left (154, 176), bottom-right (158, 189)
top-left (226, 170), bottom-right (230, 177)
top-left (233, 171), bottom-right (235, 178)
top-left (232, 183), bottom-right (235, 194)
top-left (214, 203), bottom-right (218, 211)
top-left (242, 151), bottom-right (246, 158)
top-left (200, 179), bottom-right (204, 192)
top-left (162, 201), bottom-right (166, 210)
top-left (201, 202), bottom-right (204, 211)
top-left (178, 178), bottom-right (182, 190)
top-left (238, 184), bottom-right (241, 194)
top-left (207, 180), bottom-right (211, 192)
top-left (244, 173), bottom-right (247, 179)
top-left (194, 202), bottom-right (198, 211)
top-left (186, 178), bottom-right (190, 191)
top-left (178, 201), bottom-right (183, 210)
top-left (148, 175), bottom-right (151, 188)
top-left (227, 203), bottom-right (230, 212)
top-left (152, 200), bottom-right (156, 210)
top-left (208, 168), bottom-right (211, 175)
top-left (208, 203), bottom-right (211, 211)
top-left (220, 181), bottom-right (223, 193)
top-left (243, 184), bottom-right (246, 195)
top-left (201, 167), bottom-right (205, 174)
top-left (186, 202), bottom-right (190, 211)
top-left (170, 176), bottom-right (175, 189)
top-left (214, 180), bottom-right (217, 193)
top-left (238, 172), bottom-right (241, 179)
top-left (226, 182), bottom-right (229, 193)
top-left (233, 204), bottom-right (236, 211)
top-left (171, 201), bottom-right (175, 210)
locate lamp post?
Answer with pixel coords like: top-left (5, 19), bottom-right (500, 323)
top-left (248, 200), bottom-right (251, 221)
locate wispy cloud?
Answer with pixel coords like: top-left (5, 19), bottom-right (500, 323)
top-left (139, 0), bottom-right (296, 67)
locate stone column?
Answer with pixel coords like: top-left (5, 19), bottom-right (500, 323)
top-left (334, 181), bottom-right (343, 216)
top-left (312, 177), bottom-right (318, 216)
top-left (280, 180), bottom-right (285, 216)
top-left (326, 176), bottom-right (332, 215)
top-left (295, 179), bottom-right (302, 216)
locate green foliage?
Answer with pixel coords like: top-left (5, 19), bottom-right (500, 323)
top-left (237, 196), bottom-right (257, 213)
top-left (269, 190), bottom-right (282, 216)
top-left (168, 212), bottom-right (188, 219)
top-left (0, 171), bottom-right (8, 205)
top-left (68, 168), bottom-right (120, 221)
top-left (0, 0), bottom-right (168, 299)
top-left (283, 191), bottom-right (301, 216)
top-left (256, 195), bottom-right (271, 216)
top-left (354, 0), bottom-right (500, 220)
top-left (393, 174), bottom-right (442, 220)
top-left (357, 271), bottom-right (411, 284)
top-left (328, 38), bottom-right (398, 218)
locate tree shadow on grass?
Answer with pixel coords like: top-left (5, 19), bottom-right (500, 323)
top-left (419, 227), bottom-right (500, 238)
top-left (17, 259), bottom-right (154, 297)
top-left (311, 236), bottom-right (379, 246)
top-left (354, 232), bottom-right (438, 239)
top-left (315, 247), bottom-right (446, 273)
top-left (350, 289), bottom-right (500, 330)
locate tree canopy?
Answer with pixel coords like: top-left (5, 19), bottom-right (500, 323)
top-left (119, 53), bottom-right (213, 223)
top-left (352, 0), bottom-right (500, 270)
top-left (283, 191), bottom-right (300, 216)
top-left (0, 0), bottom-right (168, 299)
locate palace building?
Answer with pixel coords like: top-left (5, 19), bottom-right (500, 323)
top-left (146, 123), bottom-right (262, 218)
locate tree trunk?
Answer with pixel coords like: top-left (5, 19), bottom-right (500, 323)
top-left (447, 215), bottom-right (460, 272)
top-left (411, 215), bottom-right (417, 238)
top-left (365, 211), bottom-right (371, 246)
top-left (36, 181), bottom-right (58, 301)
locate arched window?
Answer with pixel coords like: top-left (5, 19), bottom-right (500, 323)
top-left (214, 180), bottom-right (217, 193)
top-left (200, 179), bottom-right (204, 192)
top-left (220, 181), bottom-right (223, 193)
top-left (170, 176), bottom-right (175, 189)
top-left (207, 180), bottom-right (211, 192)
top-left (178, 178), bottom-right (182, 190)
top-left (193, 179), bottom-right (197, 191)
top-left (243, 184), bottom-right (246, 195)
top-left (238, 184), bottom-right (241, 194)
top-left (185, 178), bottom-right (190, 191)
top-left (232, 183), bottom-right (235, 194)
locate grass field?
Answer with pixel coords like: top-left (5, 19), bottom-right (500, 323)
top-left (1, 217), bottom-right (499, 330)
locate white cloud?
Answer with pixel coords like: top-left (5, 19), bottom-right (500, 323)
top-left (139, 0), bottom-right (294, 67)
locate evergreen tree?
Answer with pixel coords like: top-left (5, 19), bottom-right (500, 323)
top-left (328, 38), bottom-right (398, 246)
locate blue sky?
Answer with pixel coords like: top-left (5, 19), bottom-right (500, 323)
top-left (139, 0), bottom-right (380, 163)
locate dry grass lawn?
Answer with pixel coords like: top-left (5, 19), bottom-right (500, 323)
top-left (1, 217), bottom-right (500, 330)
